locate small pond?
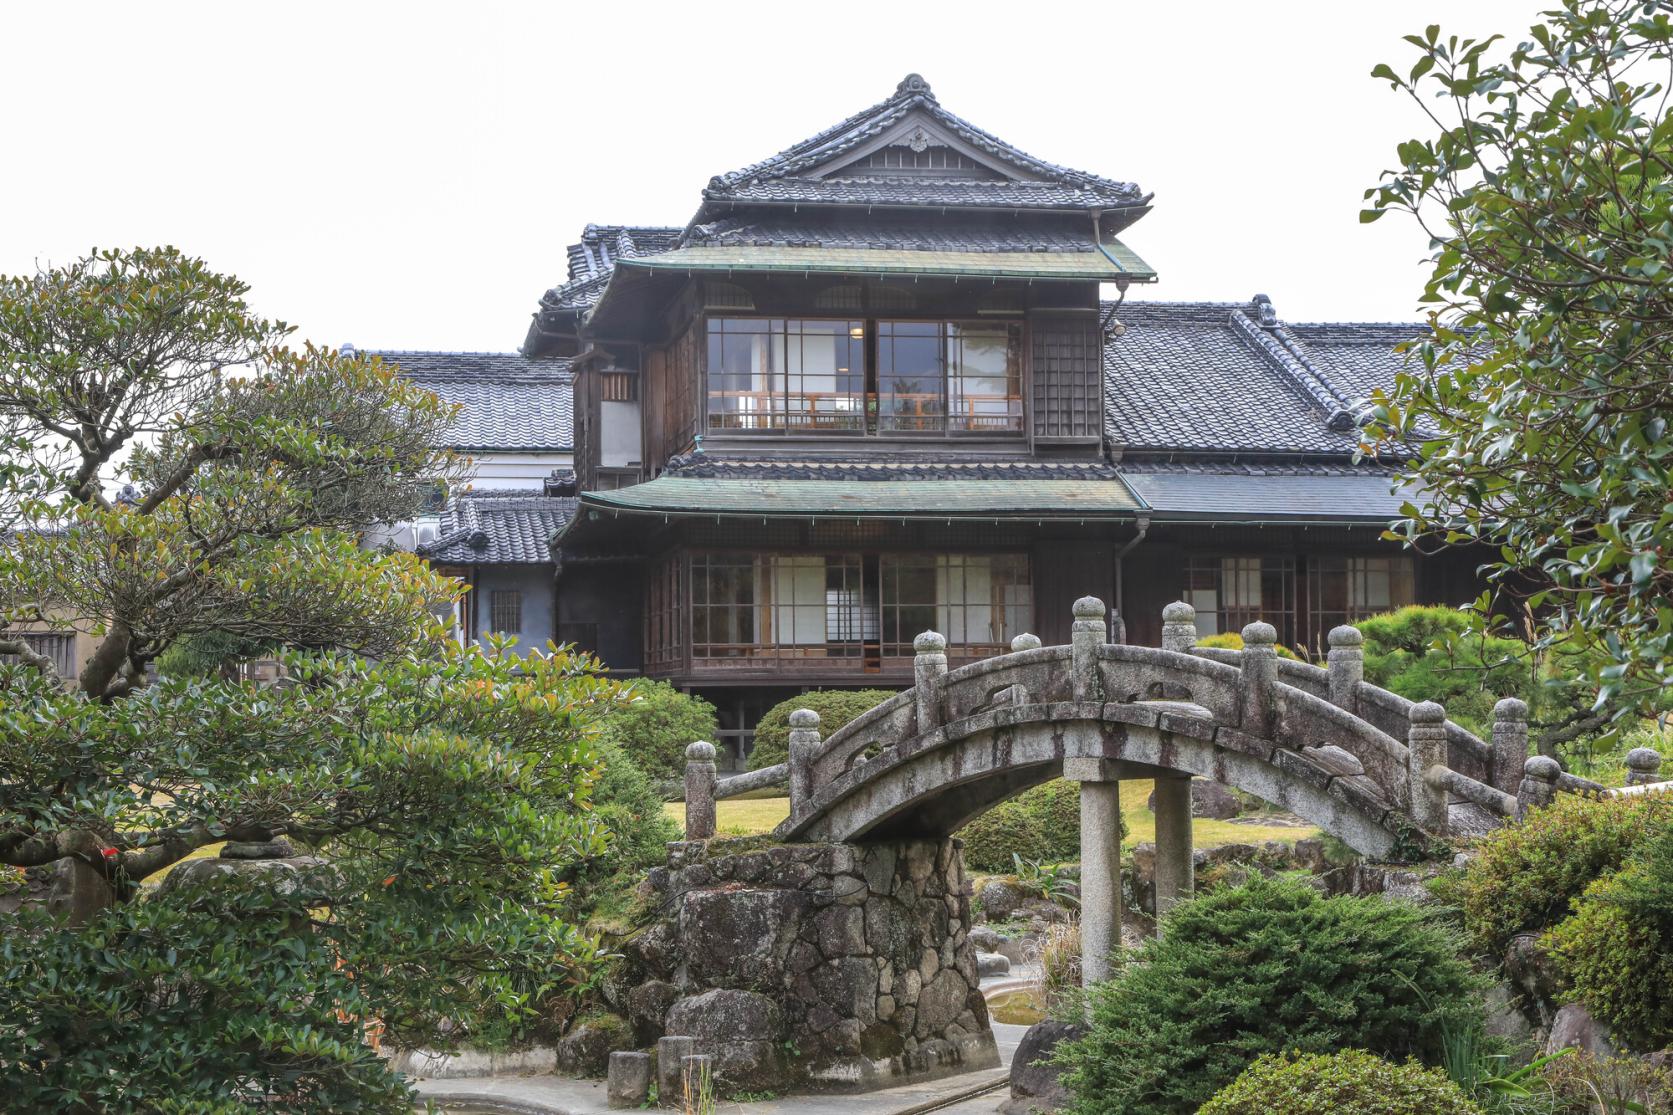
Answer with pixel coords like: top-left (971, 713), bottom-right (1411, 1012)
top-left (986, 987), bottom-right (1047, 1027)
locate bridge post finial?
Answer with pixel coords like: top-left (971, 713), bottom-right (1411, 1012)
top-left (1161, 601), bottom-right (1197, 653)
top-left (1237, 621), bottom-right (1279, 736)
top-left (1010, 633), bottom-right (1042, 652)
top-left (683, 741), bottom-right (718, 841)
top-left (787, 709), bottom-right (823, 822)
top-left (913, 631), bottom-right (948, 733)
top-left (1326, 625), bottom-right (1363, 714)
top-left (1407, 701), bottom-right (1449, 834)
top-left (1490, 698), bottom-right (1530, 798)
top-left (1072, 597), bottom-right (1106, 702)
top-left (1625, 746), bottom-right (1663, 786)
top-left (1517, 754), bottom-right (1560, 816)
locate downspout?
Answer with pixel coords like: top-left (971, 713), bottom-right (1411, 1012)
top-left (1112, 513), bottom-right (1151, 640)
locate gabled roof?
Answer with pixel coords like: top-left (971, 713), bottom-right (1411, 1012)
top-left (564, 225), bottom-right (684, 283)
top-left (1101, 297), bottom-right (1419, 459)
top-left (703, 74), bottom-right (1147, 217)
top-left (419, 490), bottom-right (577, 565)
top-left (374, 350), bottom-right (574, 452)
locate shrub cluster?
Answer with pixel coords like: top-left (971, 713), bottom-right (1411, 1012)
top-left (1198, 1050), bottom-right (1485, 1115)
top-left (592, 678), bottom-right (718, 779)
top-left (746, 688), bottom-right (898, 770)
top-left (956, 779), bottom-right (1090, 873)
top-left (1354, 606), bottom-right (1529, 734)
top-left (1056, 874), bottom-right (1480, 1115)
top-left (1195, 630), bottom-right (1299, 660)
top-left (1442, 791), bottom-right (1665, 956)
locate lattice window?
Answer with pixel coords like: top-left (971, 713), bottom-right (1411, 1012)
top-left (1031, 315), bottom-right (1100, 440)
top-left (488, 590), bottom-right (522, 635)
top-left (879, 554), bottom-right (1031, 658)
top-left (706, 318), bottom-right (866, 433)
top-left (600, 371), bottom-right (637, 401)
top-left (1306, 556), bottom-right (1415, 651)
top-left (1184, 556), bottom-right (1297, 647)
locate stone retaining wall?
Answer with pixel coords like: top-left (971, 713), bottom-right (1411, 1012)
top-left (619, 837), bottom-right (999, 1093)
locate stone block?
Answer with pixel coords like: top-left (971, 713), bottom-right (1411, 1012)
top-left (679, 886), bottom-right (809, 989)
top-left (655, 1036), bottom-right (695, 1101)
top-left (1145, 779), bottom-right (1240, 820)
top-left (1001, 1019), bottom-right (1087, 1115)
top-left (556, 1013), bottom-right (630, 1078)
top-left (1545, 1003), bottom-right (1616, 1058)
top-left (607, 1051), bottom-right (652, 1109)
top-left (976, 952), bottom-right (1010, 978)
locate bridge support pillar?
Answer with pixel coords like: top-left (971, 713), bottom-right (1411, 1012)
top-left (1152, 775), bottom-right (1194, 918)
top-left (1065, 758), bottom-right (1122, 985)
top-left (683, 741), bottom-right (718, 841)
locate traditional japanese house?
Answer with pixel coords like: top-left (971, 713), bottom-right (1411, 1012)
top-left (386, 74), bottom-right (1479, 764)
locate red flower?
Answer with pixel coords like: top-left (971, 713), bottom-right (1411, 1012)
top-left (100, 847), bottom-right (119, 860)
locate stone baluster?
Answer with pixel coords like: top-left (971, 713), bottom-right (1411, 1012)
top-left (913, 630), bottom-right (948, 733)
top-left (1517, 755), bottom-right (1560, 816)
top-left (1161, 600), bottom-right (1197, 654)
top-left (1491, 698), bottom-right (1530, 798)
top-left (1625, 746), bottom-right (1664, 786)
top-left (1071, 596), bottom-right (1106, 702)
top-left (787, 709), bottom-right (822, 823)
top-left (1326, 625), bottom-right (1363, 714)
top-left (1010, 633), bottom-right (1042, 653)
top-left (683, 741), bottom-right (717, 841)
top-left (655, 1036), bottom-right (695, 1103)
top-left (1238, 621), bottom-right (1279, 736)
top-left (1407, 700), bottom-right (1450, 834)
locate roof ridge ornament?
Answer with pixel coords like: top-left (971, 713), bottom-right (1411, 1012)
top-left (895, 73), bottom-right (934, 100)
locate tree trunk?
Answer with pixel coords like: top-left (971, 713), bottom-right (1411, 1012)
top-left (78, 617), bottom-right (132, 698)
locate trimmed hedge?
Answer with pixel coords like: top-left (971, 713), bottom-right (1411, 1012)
top-left (1056, 875), bottom-right (1480, 1115)
top-left (1195, 630), bottom-right (1300, 661)
top-left (593, 679), bottom-right (718, 779)
top-left (746, 689), bottom-right (898, 770)
top-left (1199, 1050), bottom-right (1485, 1115)
top-left (956, 779), bottom-right (1092, 873)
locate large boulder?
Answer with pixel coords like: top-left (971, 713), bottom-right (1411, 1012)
top-left (977, 878), bottom-right (1028, 923)
top-left (1001, 1019), bottom-right (1087, 1115)
top-left (1146, 780), bottom-right (1240, 820)
top-left (555, 1012), bottom-right (632, 1078)
top-left (679, 886), bottom-right (810, 990)
top-left (1545, 1003), bottom-right (1616, 1059)
top-left (665, 989), bottom-right (785, 1091)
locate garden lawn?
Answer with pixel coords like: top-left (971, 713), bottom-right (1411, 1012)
top-left (661, 780), bottom-right (1317, 847)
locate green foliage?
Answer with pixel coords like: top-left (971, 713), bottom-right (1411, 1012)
top-left (593, 679), bottom-right (718, 780)
top-left (956, 780), bottom-right (1092, 873)
top-left (1195, 630), bottom-right (1300, 661)
top-left (1357, 606), bottom-right (1532, 734)
top-left (562, 740), bottom-right (680, 915)
top-left (746, 688), bottom-right (898, 770)
top-left (1199, 1050), bottom-right (1486, 1115)
top-left (1441, 792), bottom-right (1666, 956)
top-left (1365, 4), bottom-right (1673, 725)
top-left (1546, 821), bottom-right (1673, 1049)
top-left (1056, 875), bottom-right (1482, 1115)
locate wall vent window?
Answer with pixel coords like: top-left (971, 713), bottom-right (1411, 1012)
top-left (489, 590), bottom-right (523, 636)
top-left (600, 371), bottom-right (638, 401)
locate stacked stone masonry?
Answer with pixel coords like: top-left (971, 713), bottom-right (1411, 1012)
top-left (621, 837), bottom-right (998, 1093)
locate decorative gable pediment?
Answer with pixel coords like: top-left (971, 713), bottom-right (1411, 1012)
top-left (812, 111), bottom-right (1018, 181)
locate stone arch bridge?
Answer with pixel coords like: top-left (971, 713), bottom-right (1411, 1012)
top-left (683, 597), bottom-right (1665, 982)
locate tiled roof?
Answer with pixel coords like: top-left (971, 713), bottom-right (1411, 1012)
top-left (375, 351), bottom-right (574, 452)
top-left (564, 225), bottom-right (684, 282)
top-left (1101, 298), bottom-right (1421, 458)
top-left (665, 455), bottom-right (1125, 482)
top-left (419, 491), bottom-right (577, 565)
top-left (705, 74), bottom-right (1145, 213)
top-left (688, 216), bottom-right (1102, 254)
top-left (1118, 461), bottom-right (1418, 521)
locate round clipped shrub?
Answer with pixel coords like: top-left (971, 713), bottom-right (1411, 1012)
top-left (1545, 822), bottom-right (1673, 1050)
top-left (1195, 630), bottom-right (1300, 660)
top-left (746, 688), bottom-right (898, 770)
top-left (1444, 791), bottom-right (1665, 956)
top-left (1056, 875), bottom-right (1480, 1115)
top-left (1354, 605), bottom-right (1528, 734)
top-left (957, 779), bottom-right (1093, 873)
top-left (1198, 1050), bottom-right (1486, 1115)
top-left (593, 678), bottom-right (718, 779)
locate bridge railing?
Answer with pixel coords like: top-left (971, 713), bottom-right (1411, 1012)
top-left (677, 598), bottom-right (1667, 840)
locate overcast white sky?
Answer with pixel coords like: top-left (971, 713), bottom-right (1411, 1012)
top-left (2, 1), bottom-right (1547, 353)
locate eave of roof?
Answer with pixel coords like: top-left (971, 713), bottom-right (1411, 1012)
top-left (571, 475), bottom-right (1145, 524)
top-left (614, 242), bottom-right (1154, 283)
top-left (1117, 464), bottom-right (1418, 524)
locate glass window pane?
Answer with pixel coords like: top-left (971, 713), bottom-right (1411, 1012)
top-left (878, 322), bottom-right (944, 433)
top-left (947, 324), bottom-right (1022, 433)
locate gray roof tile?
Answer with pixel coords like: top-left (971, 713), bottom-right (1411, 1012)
top-left (420, 491), bottom-right (577, 565)
top-left (375, 351), bottom-right (574, 452)
top-left (1118, 460), bottom-right (1417, 520)
top-left (688, 215), bottom-right (1097, 253)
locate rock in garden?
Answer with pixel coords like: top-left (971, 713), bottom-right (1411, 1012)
top-left (1146, 780), bottom-right (1241, 820)
top-left (1545, 1003), bottom-right (1616, 1058)
top-left (978, 878), bottom-right (1027, 922)
top-left (976, 952), bottom-right (1011, 978)
top-left (555, 1013), bottom-right (632, 1078)
top-left (1001, 1019), bottom-right (1087, 1115)
top-left (968, 924), bottom-right (1001, 952)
